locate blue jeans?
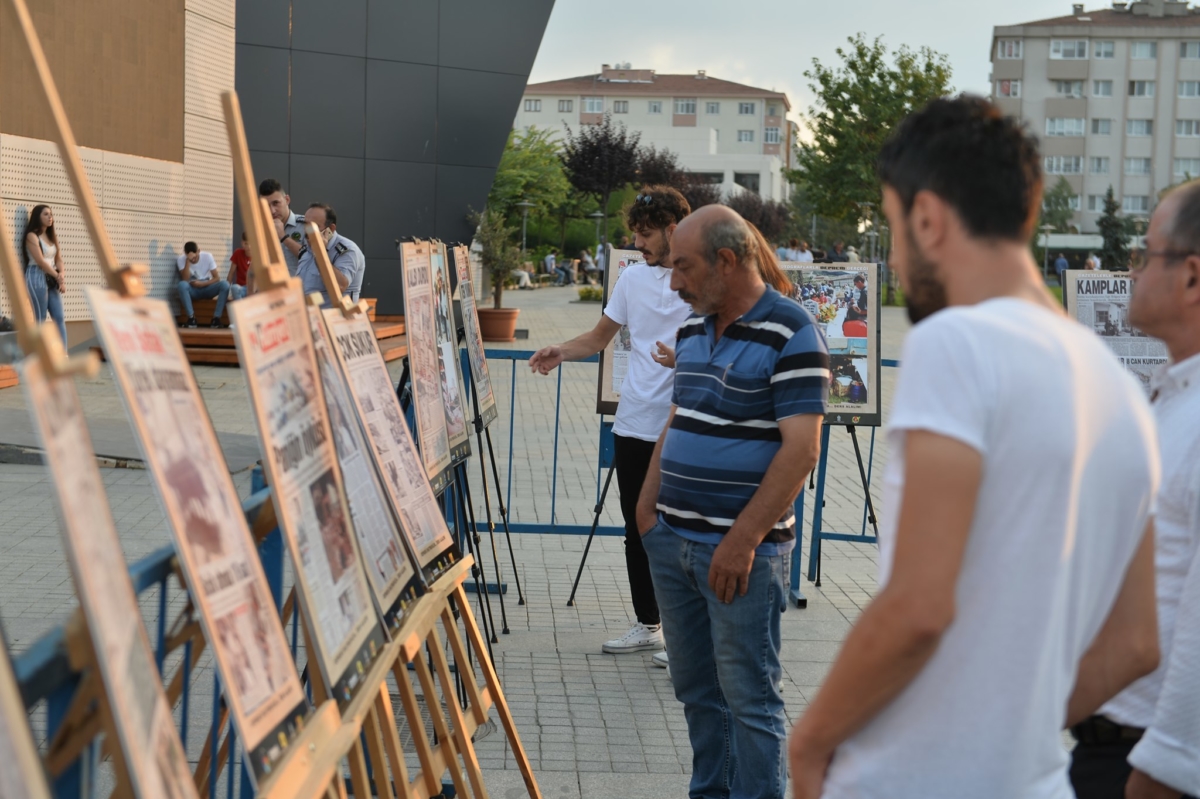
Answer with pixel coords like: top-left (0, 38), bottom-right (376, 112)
top-left (642, 522), bottom-right (790, 799)
top-left (25, 266), bottom-right (68, 346)
top-left (554, 265), bottom-right (572, 285)
top-left (178, 279), bottom-right (229, 320)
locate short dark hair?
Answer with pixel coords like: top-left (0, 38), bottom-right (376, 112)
top-left (878, 94), bottom-right (1042, 243)
top-left (184, 241), bottom-right (198, 254)
top-left (307, 202), bottom-right (337, 226)
top-left (854, 274), bottom-right (866, 284)
top-left (1163, 178), bottom-right (1200, 255)
top-left (625, 185), bottom-right (691, 231)
top-left (258, 178), bottom-right (284, 197)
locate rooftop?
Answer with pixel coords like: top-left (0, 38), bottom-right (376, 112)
top-left (525, 65), bottom-right (791, 110)
top-left (1012, 0), bottom-right (1200, 27)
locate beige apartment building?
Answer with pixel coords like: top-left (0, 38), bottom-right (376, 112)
top-left (992, 0), bottom-right (1200, 232)
top-left (514, 64), bottom-right (797, 201)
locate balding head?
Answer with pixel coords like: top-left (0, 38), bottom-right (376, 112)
top-left (670, 205), bottom-right (766, 317)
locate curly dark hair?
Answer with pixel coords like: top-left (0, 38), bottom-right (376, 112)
top-left (625, 184), bottom-right (691, 231)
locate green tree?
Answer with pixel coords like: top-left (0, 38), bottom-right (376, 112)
top-left (561, 114), bottom-right (642, 254)
top-left (789, 34), bottom-right (952, 226)
top-left (486, 127), bottom-right (571, 225)
top-left (1040, 177), bottom-right (1077, 234)
top-left (470, 209), bottom-right (523, 309)
top-left (1097, 186), bottom-right (1131, 271)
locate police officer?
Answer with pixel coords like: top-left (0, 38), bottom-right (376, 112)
top-left (296, 202), bottom-right (366, 306)
top-left (258, 178), bottom-right (306, 276)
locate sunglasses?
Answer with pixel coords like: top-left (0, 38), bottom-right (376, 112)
top-left (635, 194), bottom-right (654, 205)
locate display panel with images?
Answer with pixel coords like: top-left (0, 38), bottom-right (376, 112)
top-left (453, 245), bottom-right (498, 428)
top-left (85, 288), bottom-right (308, 786)
top-left (1066, 271), bottom-right (1169, 392)
top-left (431, 241), bottom-right (471, 463)
top-left (20, 359), bottom-right (198, 799)
top-left (399, 240), bottom-right (453, 492)
top-left (231, 286), bottom-right (387, 708)
top-left (0, 623), bottom-right (50, 799)
top-left (322, 308), bottom-right (460, 584)
top-left (596, 246), bottom-right (647, 415)
top-left (779, 263), bottom-right (883, 427)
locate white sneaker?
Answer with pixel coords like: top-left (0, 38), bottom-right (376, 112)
top-left (652, 650), bottom-right (669, 669)
top-left (602, 623), bottom-right (664, 654)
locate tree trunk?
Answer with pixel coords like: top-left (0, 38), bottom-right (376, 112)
top-left (493, 276), bottom-right (503, 309)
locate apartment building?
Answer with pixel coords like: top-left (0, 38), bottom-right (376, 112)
top-left (514, 64), bottom-right (796, 201)
top-left (991, 0), bottom-right (1200, 231)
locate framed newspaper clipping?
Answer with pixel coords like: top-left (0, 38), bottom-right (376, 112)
top-left (230, 285), bottom-right (388, 709)
top-left (321, 307), bottom-right (461, 585)
top-left (596, 245), bottom-right (647, 415)
top-left (399, 240), bottom-right (453, 493)
top-left (453, 244), bottom-right (498, 428)
top-left (0, 621), bottom-right (50, 799)
top-left (780, 262), bottom-right (883, 427)
top-left (1066, 271), bottom-right (1168, 392)
top-left (431, 241), bottom-right (471, 464)
top-left (307, 304), bottom-right (424, 629)
top-left (19, 358), bottom-right (198, 799)
top-left (85, 288), bottom-right (309, 786)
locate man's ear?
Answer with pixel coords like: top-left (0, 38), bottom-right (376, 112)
top-left (908, 190), bottom-right (948, 255)
top-left (665, 223), bottom-right (677, 240)
top-left (1183, 255), bottom-right (1200, 303)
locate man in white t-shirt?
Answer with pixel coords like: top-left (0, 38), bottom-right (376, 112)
top-left (176, 242), bottom-right (229, 328)
top-left (789, 95), bottom-right (1161, 799)
top-left (529, 185), bottom-right (693, 660)
top-left (792, 240), bottom-right (815, 263)
top-left (1070, 180), bottom-right (1200, 799)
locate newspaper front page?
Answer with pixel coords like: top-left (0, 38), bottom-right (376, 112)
top-left (86, 288), bottom-right (307, 784)
top-left (1067, 271), bottom-right (1169, 391)
top-left (431, 242), bottom-right (471, 462)
top-left (21, 359), bottom-right (197, 799)
top-left (453, 245), bottom-right (497, 428)
top-left (232, 286), bottom-right (386, 708)
top-left (596, 246), bottom-right (646, 414)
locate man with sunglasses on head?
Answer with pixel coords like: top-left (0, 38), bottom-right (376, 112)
top-left (295, 202), bottom-right (365, 307)
top-left (529, 185), bottom-right (693, 663)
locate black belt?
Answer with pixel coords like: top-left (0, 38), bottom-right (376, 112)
top-left (1072, 715), bottom-right (1145, 746)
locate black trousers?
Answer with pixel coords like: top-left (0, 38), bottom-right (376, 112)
top-left (612, 433), bottom-right (660, 626)
top-left (1071, 734), bottom-right (1197, 799)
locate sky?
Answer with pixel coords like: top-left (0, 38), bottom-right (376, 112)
top-left (528, 0), bottom-right (1069, 129)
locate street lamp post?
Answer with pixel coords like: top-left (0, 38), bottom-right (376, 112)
top-left (516, 200), bottom-right (535, 255)
top-left (1040, 223), bottom-right (1055, 281)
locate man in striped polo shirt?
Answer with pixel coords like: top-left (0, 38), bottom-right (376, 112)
top-left (637, 205), bottom-right (829, 799)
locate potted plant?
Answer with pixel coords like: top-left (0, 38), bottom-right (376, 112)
top-left (471, 209), bottom-right (522, 342)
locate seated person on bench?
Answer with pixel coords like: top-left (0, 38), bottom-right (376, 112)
top-left (177, 241), bottom-right (229, 328)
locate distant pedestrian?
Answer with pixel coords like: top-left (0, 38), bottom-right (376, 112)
top-left (259, 178), bottom-right (305, 276)
top-left (22, 204), bottom-right (67, 346)
top-left (828, 241), bottom-right (848, 262)
top-left (846, 245), bottom-right (861, 262)
top-left (227, 231), bottom-right (253, 299)
top-left (177, 242), bottom-right (229, 328)
top-left (1085, 251), bottom-right (1099, 270)
top-left (579, 249), bottom-right (600, 284)
top-left (295, 203), bottom-right (365, 306)
top-left (793, 240), bottom-right (815, 263)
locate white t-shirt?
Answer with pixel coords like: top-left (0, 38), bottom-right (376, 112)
top-left (790, 249), bottom-right (814, 263)
top-left (823, 298), bottom-right (1159, 799)
top-left (603, 264), bottom-right (692, 441)
top-left (177, 252), bottom-right (218, 282)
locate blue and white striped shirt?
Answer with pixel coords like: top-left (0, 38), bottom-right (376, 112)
top-left (656, 286), bottom-right (830, 553)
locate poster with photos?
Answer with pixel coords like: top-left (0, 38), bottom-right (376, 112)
top-left (779, 262), bottom-right (882, 427)
top-left (0, 623), bottom-right (50, 799)
top-left (1066, 271), bottom-right (1169, 392)
top-left (322, 308), bottom-right (460, 584)
top-left (20, 358), bottom-right (198, 799)
top-left (431, 241), bottom-right (471, 463)
top-left (399, 240), bottom-right (452, 493)
top-left (307, 304), bottom-right (423, 628)
top-left (596, 245), bottom-right (647, 415)
top-left (453, 245), bottom-right (498, 428)
top-left (231, 285), bottom-right (387, 708)
top-left (85, 288), bottom-right (308, 785)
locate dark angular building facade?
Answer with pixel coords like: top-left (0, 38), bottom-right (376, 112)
top-left (234, 0), bottom-right (554, 313)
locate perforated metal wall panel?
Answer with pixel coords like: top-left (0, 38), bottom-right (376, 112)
top-left (104, 209), bottom-right (186, 302)
top-left (2, 198), bottom-right (101, 321)
top-left (184, 148), bottom-right (233, 222)
top-left (187, 0), bottom-right (236, 29)
top-left (185, 11), bottom-right (237, 122)
top-left (1, 136), bottom-right (79, 208)
top-left (102, 151), bottom-right (186, 216)
top-left (184, 112), bottom-right (231, 157)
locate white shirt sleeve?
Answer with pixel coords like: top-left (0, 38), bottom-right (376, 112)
top-left (200, 252), bottom-right (218, 279)
top-left (1129, 465), bottom-right (1200, 796)
top-left (602, 266), bottom-right (633, 326)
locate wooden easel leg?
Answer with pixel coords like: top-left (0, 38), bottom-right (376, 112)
top-left (363, 706), bottom-right (398, 799)
top-left (392, 661), bottom-right (443, 798)
top-left (427, 625), bottom-right (488, 799)
top-left (440, 603), bottom-right (488, 727)
top-left (373, 683), bottom-right (412, 793)
top-left (413, 653), bottom-right (473, 799)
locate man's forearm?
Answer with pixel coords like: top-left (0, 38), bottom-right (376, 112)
top-left (558, 329), bottom-right (609, 362)
top-left (636, 423), bottom-right (670, 528)
top-left (335, 269), bottom-right (351, 290)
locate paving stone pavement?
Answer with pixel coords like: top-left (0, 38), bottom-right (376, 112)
top-left (0, 283), bottom-right (909, 797)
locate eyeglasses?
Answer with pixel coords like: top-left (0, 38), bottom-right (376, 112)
top-left (634, 194), bottom-right (654, 205)
top-left (1131, 248), bottom-right (1194, 272)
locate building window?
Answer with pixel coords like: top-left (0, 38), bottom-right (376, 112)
top-left (997, 39), bottom-right (1023, 59)
top-left (1051, 39), bottom-right (1088, 59)
top-left (1092, 118), bottom-right (1112, 135)
top-left (706, 101), bottom-right (720, 114)
top-left (524, 99), bottom-right (541, 112)
top-left (1175, 157), bottom-right (1200, 176)
top-left (1092, 80), bottom-right (1112, 97)
top-left (738, 102), bottom-right (756, 115)
top-left (1128, 80), bottom-right (1155, 97)
top-left (996, 79), bottom-right (1021, 98)
top-left (1087, 194), bottom-right (1106, 212)
top-left (764, 127), bottom-right (781, 144)
top-left (1182, 41), bottom-right (1200, 59)
top-left (1046, 117), bottom-right (1086, 137)
top-left (1090, 156), bottom-right (1110, 174)
top-left (674, 97), bottom-right (696, 115)
top-left (648, 100), bottom-right (662, 114)
top-left (1055, 80), bottom-right (1085, 97)
top-left (1067, 195), bottom-right (1081, 211)
top-left (583, 96), bottom-right (603, 113)
top-left (767, 104), bottom-right (779, 116)
top-left (1094, 40), bottom-right (1115, 59)
top-left (1124, 157), bottom-right (1152, 176)
top-left (558, 99), bottom-right (573, 112)
top-left (1123, 195), bottom-right (1150, 213)
top-left (733, 172), bottom-right (760, 193)
top-left (1180, 81), bottom-right (1200, 98)
top-left (1045, 156), bottom-right (1083, 174)
top-left (1176, 119), bottom-right (1200, 137)
top-left (612, 100), bottom-right (628, 114)
top-left (1131, 41), bottom-right (1158, 59)
top-left (737, 130), bottom-right (754, 142)
top-left (1127, 119), bottom-right (1154, 136)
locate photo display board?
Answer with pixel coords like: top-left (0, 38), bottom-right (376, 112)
top-left (399, 240), bottom-right (453, 492)
top-left (596, 246), bottom-right (647, 415)
top-left (453, 244), bottom-right (498, 428)
top-left (20, 359), bottom-right (198, 799)
top-left (85, 289), bottom-right (308, 785)
top-left (322, 307), bottom-right (460, 584)
top-left (0, 624), bottom-right (50, 799)
top-left (230, 286), bottom-right (387, 709)
top-left (431, 241), bottom-right (471, 463)
top-left (780, 262), bottom-right (883, 427)
top-left (307, 304), bottom-right (423, 628)
top-left (1066, 271), bottom-right (1169, 392)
